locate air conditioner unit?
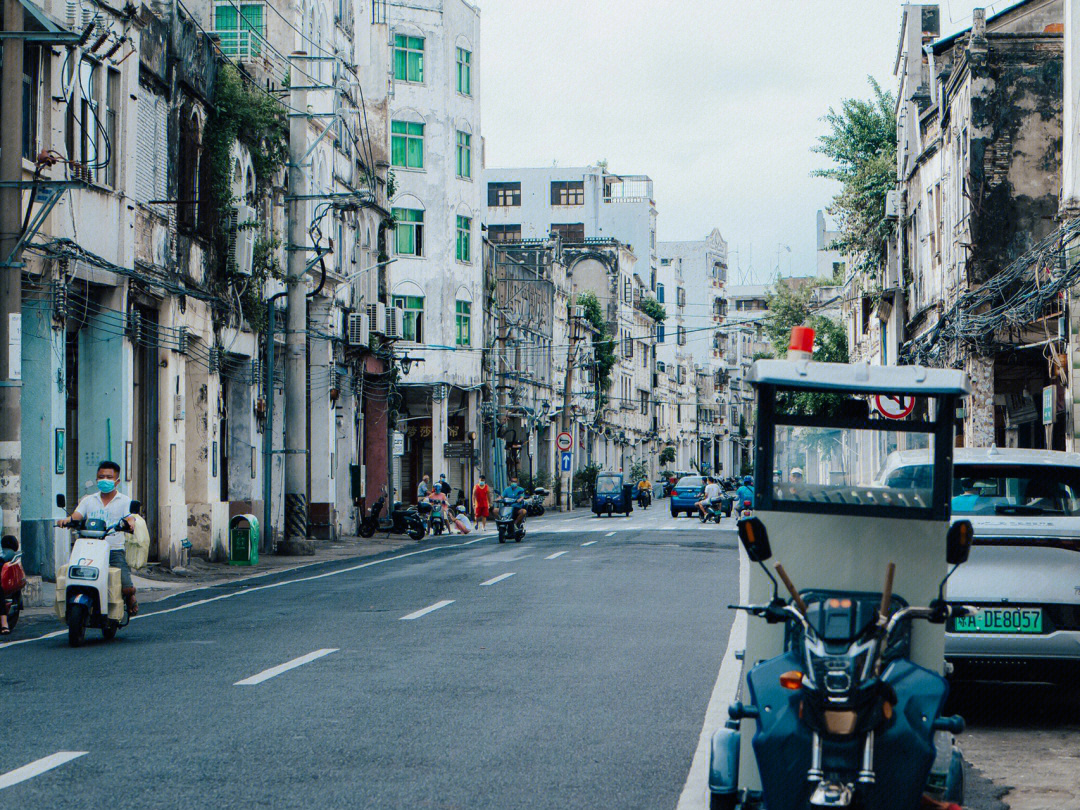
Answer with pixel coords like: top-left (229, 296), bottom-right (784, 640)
top-left (347, 312), bottom-right (369, 347)
top-left (226, 203), bottom-right (256, 276)
top-left (366, 302), bottom-right (386, 334)
top-left (384, 306), bottom-right (401, 340)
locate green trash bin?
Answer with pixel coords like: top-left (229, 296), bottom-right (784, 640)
top-left (229, 514), bottom-right (260, 566)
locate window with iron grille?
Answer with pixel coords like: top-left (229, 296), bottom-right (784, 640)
top-left (488, 181), bottom-right (520, 206)
top-left (22, 45), bottom-right (40, 161)
top-left (550, 223), bottom-right (584, 242)
top-left (550, 180), bottom-right (584, 206)
top-left (214, 2), bottom-right (264, 58)
top-left (393, 34), bottom-right (424, 83)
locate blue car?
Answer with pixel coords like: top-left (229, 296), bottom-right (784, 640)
top-left (670, 475), bottom-right (705, 518)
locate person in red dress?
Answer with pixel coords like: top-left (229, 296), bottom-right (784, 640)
top-left (472, 475), bottom-right (491, 531)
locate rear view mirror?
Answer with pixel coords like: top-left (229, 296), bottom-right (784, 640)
top-left (738, 517), bottom-right (772, 562)
top-left (129, 500), bottom-right (142, 516)
top-left (946, 520), bottom-right (974, 565)
top-left (56, 493), bottom-right (66, 509)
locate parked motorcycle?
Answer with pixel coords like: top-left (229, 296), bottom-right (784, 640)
top-left (495, 498), bottom-right (526, 544)
top-left (357, 495), bottom-right (426, 541)
top-left (525, 487), bottom-right (548, 517)
top-left (1, 535), bottom-right (27, 635)
top-left (55, 494), bottom-right (140, 647)
top-left (710, 517), bottom-right (972, 810)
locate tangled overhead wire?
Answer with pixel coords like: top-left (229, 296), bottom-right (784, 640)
top-left (901, 217), bottom-right (1080, 368)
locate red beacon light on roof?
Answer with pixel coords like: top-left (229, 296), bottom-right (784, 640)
top-left (788, 326), bottom-right (815, 361)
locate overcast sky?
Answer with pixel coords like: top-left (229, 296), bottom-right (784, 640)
top-left (479, 0), bottom-right (1003, 284)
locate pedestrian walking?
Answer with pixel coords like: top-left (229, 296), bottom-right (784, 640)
top-left (472, 475), bottom-right (491, 531)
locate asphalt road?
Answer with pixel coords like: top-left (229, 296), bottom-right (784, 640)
top-left (0, 506), bottom-right (739, 809)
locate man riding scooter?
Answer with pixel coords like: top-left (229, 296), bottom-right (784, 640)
top-left (735, 475), bottom-right (755, 516)
top-left (502, 475), bottom-right (528, 530)
top-left (56, 461), bottom-right (138, 615)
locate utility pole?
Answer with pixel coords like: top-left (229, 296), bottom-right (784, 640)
top-left (560, 296), bottom-right (577, 511)
top-left (0, 1), bottom-right (25, 541)
top-left (283, 77), bottom-right (309, 548)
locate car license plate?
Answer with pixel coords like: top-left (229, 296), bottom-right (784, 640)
top-left (953, 608), bottom-right (1042, 634)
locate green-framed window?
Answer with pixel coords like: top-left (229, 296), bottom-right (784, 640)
top-left (391, 120), bottom-right (424, 169)
top-left (392, 207), bottom-right (424, 256)
top-left (456, 300), bottom-right (471, 346)
top-left (393, 34), bottom-right (424, 83)
top-left (456, 215), bottom-right (471, 262)
top-left (392, 295), bottom-right (424, 342)
top-left (456, 131), bottom-right (471, 179)
top-left (456, 47), bottom-right (471, 95)
top-left (214, 2), bottom-right (264, 58)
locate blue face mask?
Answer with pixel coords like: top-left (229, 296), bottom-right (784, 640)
top-left (97, 478), bottom-right (116, 494)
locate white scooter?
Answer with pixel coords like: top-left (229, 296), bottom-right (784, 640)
top-left (55, 494), bottom-right (140, 647)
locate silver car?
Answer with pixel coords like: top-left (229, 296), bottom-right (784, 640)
top-left (883, 447), bottom-right (1080, 681)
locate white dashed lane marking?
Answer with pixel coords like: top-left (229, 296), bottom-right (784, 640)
top-left (399, 600), bottom-right (455, 621)
top-left (545, 551), bottom-right (568, 560)
top-left (581, 541), bottom-right (597, 547)
top-left (605, 531), bottom-right (616, 537)
top-left (0, 752), bottom-right (87, 790)
top-left (235, 649), bottom-right (339, 685)
top-left (480, 572), bottom-right (515, 586)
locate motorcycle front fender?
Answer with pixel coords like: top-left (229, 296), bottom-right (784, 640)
top-left (708, 725), bottom-right (740, 796)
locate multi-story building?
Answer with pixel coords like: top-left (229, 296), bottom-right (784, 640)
top-left (886, 1), bottom-right (1064, 449)
top-left (656, 229), bottom-right (728, 368)
top-left (383, 0), bottom-right (484, 503)
top-left (718, 285), bottom-right (771, 476)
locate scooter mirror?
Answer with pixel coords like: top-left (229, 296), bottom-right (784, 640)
top-left (129, 500), bottom-right (142, 516)
top-left (56, 493), bottom-right (66, 509)
top-left (946, 519), bottom-right (974, 565)
top-left (738, 517), bottom-right (772, 562)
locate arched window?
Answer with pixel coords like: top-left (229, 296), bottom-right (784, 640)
top-left (178, 110), bottom-right (200, 231)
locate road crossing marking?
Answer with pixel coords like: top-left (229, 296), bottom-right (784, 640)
top-left (480, 572), bottom-right (515, 586)
top-left (0, 751), bottom-right (87, 790)
top-left (545, 551), bottom-right (568, 560)
top-left (400, 599), bottom-right (455, 620)
top-left (235, 648), bottom-right (339, 686)
top-left (605, 531), bottom-right (616, 537)
top-left (581, 541), bottom-right (597, 547)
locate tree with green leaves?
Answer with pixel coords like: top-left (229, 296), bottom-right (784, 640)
top-left (639, 296), bottom-right (666, 322)
top-left (812, 77), bottom-right (897, 277)
top-left (762, 278), bottom-right (849, 416)
top-left (576, 291), bottom-right (616, 392)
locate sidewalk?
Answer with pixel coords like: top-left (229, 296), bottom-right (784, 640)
top-left (23, 534), bottom-right (420, 618)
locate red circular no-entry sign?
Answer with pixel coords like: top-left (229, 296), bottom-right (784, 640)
top-left (874, 395), bottom-right (915, 420)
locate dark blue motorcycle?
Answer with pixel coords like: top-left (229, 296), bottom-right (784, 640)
top-left (710, 517), bottom-right (973, 810)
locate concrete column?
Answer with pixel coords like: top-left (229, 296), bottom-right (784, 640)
top-left (431, 387), bottom-right (448, 483)
top-left (334, 384), bottom-right (354, 535)
top-left (157, 299), bottom-right (187, 567)
top-left (1063, 0), bottom-right (1080, 211)
top-left (307, 302), bottom-right (335, 530)
top-left (964, 354), bottom-right (995, 448)
top-left (363, 355), bottom-right (389, 502)
top-left (78, 295), bottom-right (133, 488)
top-left (20, 298), bottom-right (66, 577)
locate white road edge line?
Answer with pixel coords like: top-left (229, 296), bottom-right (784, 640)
top-left (545, 551), bottom-right (568, 560)
top-left (0, 751), bottom-right (87, 790)
top-left (581, 541), bottom-right (597, 547)
top-left (480, 572), bottom-right (515, 586)
top-left (235, 648), bottom-right (339, 686)
top-left (2, 538), bottom-right (483, 650)
top-left (400, 599), bottom-right (455, 620)
top-left (676, 545), bottom-right (749, 810)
